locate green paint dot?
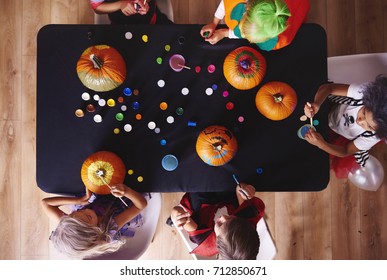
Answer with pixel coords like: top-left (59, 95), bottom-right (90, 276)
top-left (156, 57), bottom-right (163, 64)
top-left (116, 113), bottom-right (124, 121)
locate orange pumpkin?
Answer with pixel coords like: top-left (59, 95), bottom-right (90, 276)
top-left (76, 45), bottom-right (126, 92)
top-left (196, 125), bottom-right (238, 166)
top-left (81, 151), bottom-right (126, 194)
top-left (223, 46), bottom-right (266, 90)
top-left (255, 81), bottom-right (297, 121)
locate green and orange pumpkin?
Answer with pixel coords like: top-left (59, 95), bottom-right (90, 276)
top-left (223, 46), bottom-right (266, 90)
top-left (255, 81), bottom-right (297, 121)
top-left (81, 151), bottom-right (126, 194)
top-left (76, 45), bottom-right (126, 92)
top-left (196, 125), bottom-right (238, 166)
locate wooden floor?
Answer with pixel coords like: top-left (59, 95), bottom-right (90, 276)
top-left (1, 0), bottom-right (387, 260)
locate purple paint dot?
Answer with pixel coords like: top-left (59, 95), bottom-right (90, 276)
top-left (223, 91), bottom-right (229, 97)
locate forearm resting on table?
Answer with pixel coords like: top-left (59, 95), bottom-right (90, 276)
top-left (318, 141), bottom-right (359, 158)
top-left (94, 2), bottom-right (123, 14)
top-left (123, 187), bottom-right (147, 210)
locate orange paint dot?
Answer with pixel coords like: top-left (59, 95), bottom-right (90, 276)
top-left (160, 102), bottom-right (168, 110)
top-left (135, 113), bottom-right (142, 120)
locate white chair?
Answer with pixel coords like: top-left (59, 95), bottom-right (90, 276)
top-left (89, 192), bottom-right (162, 260)
top-left (94, 0), bottom-right (174, 24)
top-left (327, 53), bottom-right (387, 84)
top-left (174, 217), bottom-right (277, 260)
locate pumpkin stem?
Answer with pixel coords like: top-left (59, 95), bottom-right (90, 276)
top-left (90, 54), bottom-right (103, 69)
top-left (239, 59), bottom-right (250, 70)
top-left (212, 143), bottom-right (223, 152)
top-left (273, 93), bottom-right (283, 103)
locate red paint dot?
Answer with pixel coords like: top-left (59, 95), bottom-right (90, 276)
top-left (226, 102), bottom-right (234, 110)
top-left (195, 66), bottom-right (201, 73)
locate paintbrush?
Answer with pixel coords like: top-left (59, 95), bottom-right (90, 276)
top-left (96, 170), bottom-right (129, 208)
top-left (232, 174), bottom-right (249, 200)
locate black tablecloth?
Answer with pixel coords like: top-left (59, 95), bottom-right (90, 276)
top-left (37, 23), bottom-right (329, 195)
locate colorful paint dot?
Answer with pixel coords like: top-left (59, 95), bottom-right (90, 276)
top-left (176, 107), bottom-right (184, 115)
top-left (142, 35), bottom-right (148, 42)
top-left (195, 66), bottom-right (201, 73)
top-left (107, 99), bottom-right (116, 107)
top-left (86, 104), bottom-right (95, 112)
top-left (187, 121), bottom-right (197, 127)
top-left (93, 94), bottom-right (100, 101)
top-left (157, 80), bottom-right (165, 87)
top-left (256, 168), bottom-right (264, 174)
top-left (125, 32), bottom-right (133, 40)
top-left (238, 116), bottom-right (245, 122)
top-left (160, 102), bottom-right (168, 110)
top-left (123, 87), bottom-right (132, 96)
top-left (226, 102), bottom-right (234, 110)
top-left (128, 169), bottom-right (134, 175)
top-left (212, 84), bottom-right (218, 90)
top-left (154, 127), bottom-right (161, 133)
top-left (148, 121), bottom-right (156, 130)
top-left (166, 116), bottom-right (174, 123)
top-left (98, 99), bottom-right (106, 107)
top-left (116, 113), bottom-right (124, 121)
top-left (75, 109), bottom-right (84, 117)
top-left (223, 91), bottom-right (229, 97)
top-left (181, 87), bottom-right (189, 95)
top-left (313, 119), bottom-right (320, 126)
top-left (207, 64), bottom-right (216, 73)
top-left (132, 101), bottom-right (140, 110)
top-left (133, 89), bottom-right (140, 96)
top-left (113, 128), bottom-right (120, 134)
top-left (124, 124), bottom-right (132, 132)
top-left (121, 105), bottom-right (127, 111)
top-left (205, 88), bottom-right (213, 95)
top-left (81, 92), bottom-right (90, 101)
top-left (137, 176), bottom-right (144, 182)
top-left (135, 114), bottom-right (142, 120)
top-left (156, 57), bottom-right (163, 64)
top-left (93, 114), bottom-right (102, 123)
top-left (160, 139), bottom-right (167, 146)
top-left (164, 44), bottom-right (171, 51)
top-left (117, 96), bottom-right (124, 103)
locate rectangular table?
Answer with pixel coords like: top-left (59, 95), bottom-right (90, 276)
top-left (37, 23), bottom-right (329, 195)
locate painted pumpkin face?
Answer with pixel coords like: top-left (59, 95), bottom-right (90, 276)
top-left (76, 45), bottom-right (126, 92)
top-left (81, 151), bottom-right (126, 194)
top-left (223, 46), bottom-right (266, 90)
top-left (196, 125), bottom-right (238, 166)
top-left (255, 81), bottom-right (298, 121)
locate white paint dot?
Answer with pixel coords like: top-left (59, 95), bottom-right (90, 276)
top-left (157, 80), bottom-right (165, 87)
top-left (181, 87), bottom-right (189, 95)
top-left (205, 88), bottom-right (213, 95)
top-left (121, 105), bottom-right (127, 111)
top-left (93, 114), bottom-right (102, 123)
top-left (124, 124), bottom-right (132, 132)
top-left (93, 94), bottom-right (100, 101)
top-left (125, 32), bottom-right (133, 39)
top-left (148, 121), bottom-right (156, 130)
top-left (98, 99), bottom-right (106, 106)
top-left (166, 116), bottom-right (174, 124)
top-left (81, 92), bottom-right (90, 101)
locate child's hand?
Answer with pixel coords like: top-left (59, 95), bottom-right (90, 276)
top-left (204, 28), bottom-right (228, 45)
top-left (171, 206), bottom-right (191, 229)
top-left (110, 183), bottom-right (128, 198)
top-left (237, 183), bottom-right (256, 200)
top-left (200, 22), bottom-right (217, 38)
top-left (304, 128), bottom-right (325, 148)
top-left (133, 0), bottom-right (149, 15)
top-left (120, 1), bottom-right (139, 16)
top-left (304, 102), bottom-right (319, 118)
top-left (78, 188), bottom-right (93, 205)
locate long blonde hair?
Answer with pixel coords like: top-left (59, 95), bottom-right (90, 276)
top-left (50, 210), bottom-right (125, 259)
top-left (242, 0), bottom-right (291, 43)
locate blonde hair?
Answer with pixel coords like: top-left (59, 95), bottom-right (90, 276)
top-left (50, 215), bottom-right (125, 259)
top-left (242, 0), bottom-right (291, 43)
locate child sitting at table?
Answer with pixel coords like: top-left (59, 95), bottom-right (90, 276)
top-left (90, 0), bottom-right (173, 24)
top-left (303, 75), bottom-right (387, 177)
top-left (171, 183), bottom-right (265, 259)
top-left (41, 184), bottom-right (147, 259)
top-left (200, 0), bottom-right (310, 51)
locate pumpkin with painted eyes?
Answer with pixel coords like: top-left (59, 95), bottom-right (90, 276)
top-left (76, 45), bottom-right (126, 92)
top-left (196, 125), bottom-right (238, 166)
top-left (255, 81), bottom-right (298, 121)
top-left (81, 151), bottom-right (126, 195)
top-left (223, 46), bottom-right (266, 90)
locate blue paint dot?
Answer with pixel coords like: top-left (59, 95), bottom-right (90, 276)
top-left (212, 84), bottom-right (218, 90)
top-left (160, 139), bottom-right (167, 146)
top-left (123, 87), bottom-right (132, 96)
top-left (132, 101), bottom-right (140, 110)
top-left (256, 168), bottom-right (263, 174)
top-left (313, 119), bottom-right (319, 126)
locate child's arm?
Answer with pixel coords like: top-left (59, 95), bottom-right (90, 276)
top-left (93, 0), bottom-right (146, 16)
top-left (304, 83), bottom-right (349, 118)
top-left (235, 183), bottom-right (256, 206)
top-left (171, 206), bottom-right (198, 231)
top-left (110, 184), bottom-right (147, 230)
top-left (305, 129), bottom-right (360, 157)
top-left (41, 188), bottom-right (92, 222)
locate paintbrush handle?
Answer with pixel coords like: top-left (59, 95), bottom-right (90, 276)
top-left (98, 175), bottom-right (129, 208)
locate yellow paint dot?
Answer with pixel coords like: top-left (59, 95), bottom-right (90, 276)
top-left (160, 102), bottom-right (168, 110)
top-left (107, 99), bottom-right (116, 107)
top-left (142, 35), bottom-right (148, 43)
top-left (137, 176), bottom-right (143, 182)
top-left (113, 128), bottom-right (120, 134)
top-left (128, 169), bottom-right (134, 175)
top-left (164, 44), bottom-right (171, 51)
top-left (135, 113), bottom-right (142, 120)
